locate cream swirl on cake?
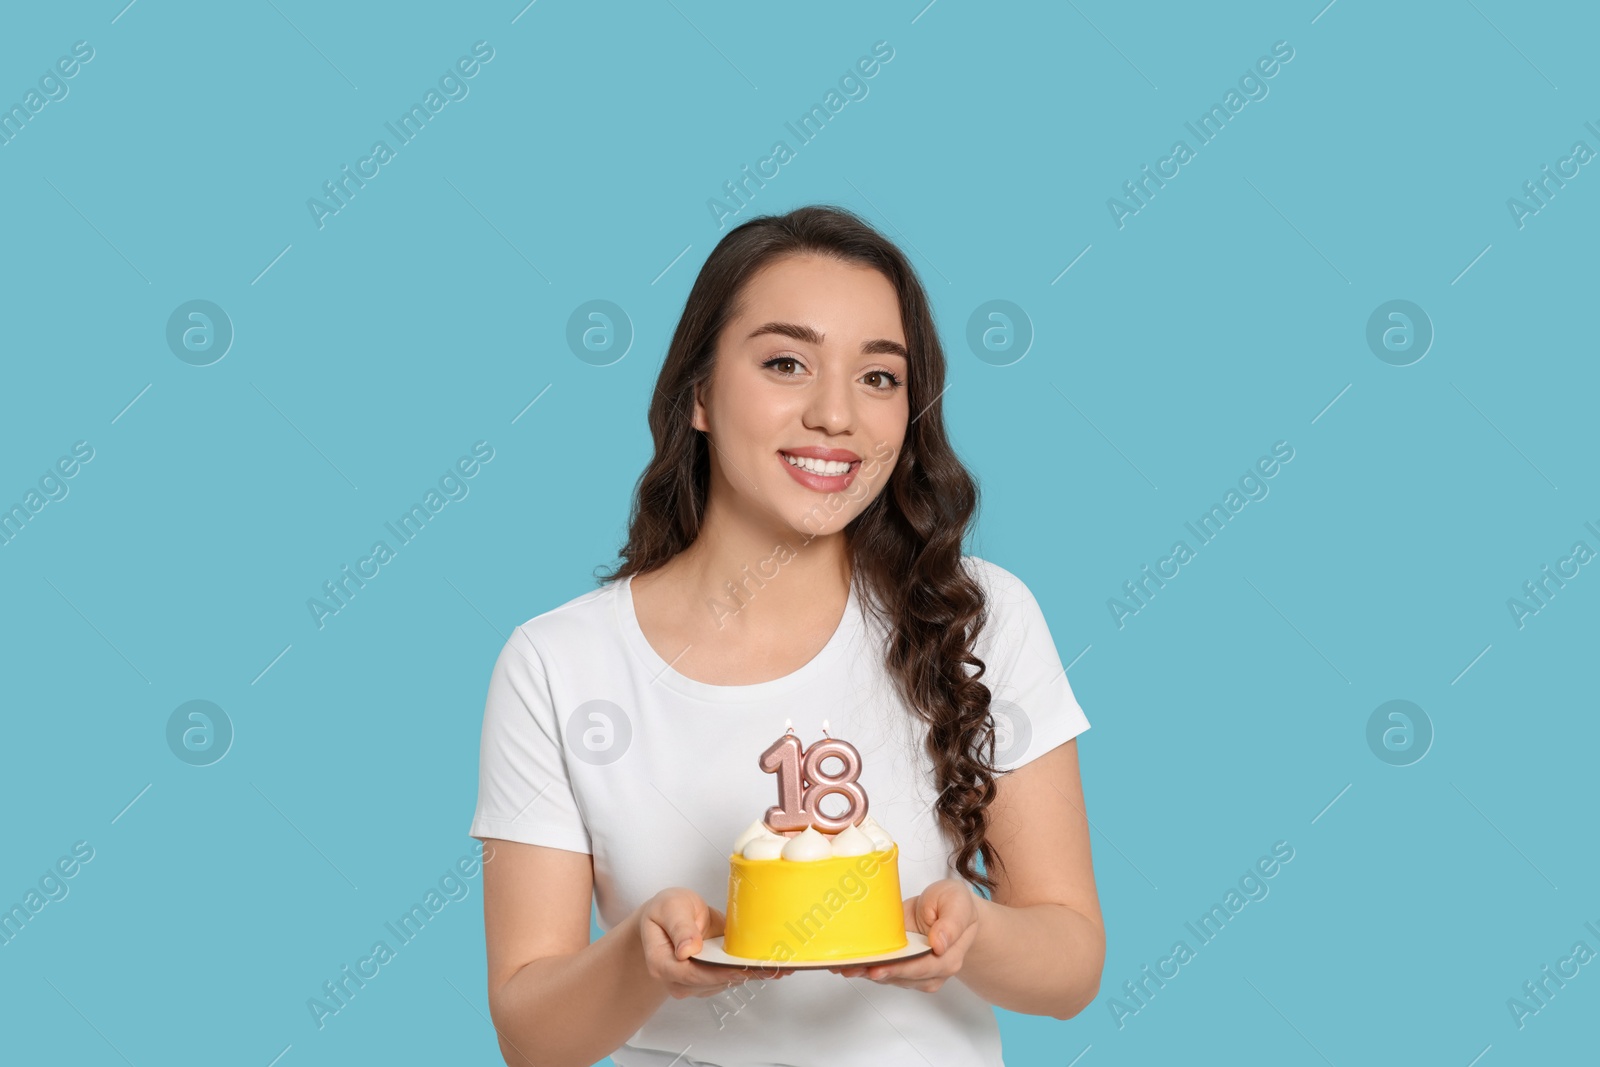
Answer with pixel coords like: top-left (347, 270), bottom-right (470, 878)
top-left (731, 814), bottom-right (895, 860)
top-left (826, 823), bottom-right (875, 857)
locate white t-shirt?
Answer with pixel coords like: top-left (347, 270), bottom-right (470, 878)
top-left (469, 555), bottom-right (1090, 1067)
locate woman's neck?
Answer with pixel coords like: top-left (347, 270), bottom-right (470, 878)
top-left (646, 517), bottom-right (852, 635)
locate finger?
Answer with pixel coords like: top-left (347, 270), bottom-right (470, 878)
top-left (686, 961), bottom-right (771, 982)
top-left (666, 916), bottom-right (705, 959)
top-left (867, 952), bottom-right (948, 981)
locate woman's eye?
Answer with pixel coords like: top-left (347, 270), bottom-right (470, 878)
top-left (762, 356), bottom-right (803, 375)
top-left (763, 357), bottom-right (902, 391)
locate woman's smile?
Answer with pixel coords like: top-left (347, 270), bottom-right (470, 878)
top-left (778, 446), bottom-right (861, 493)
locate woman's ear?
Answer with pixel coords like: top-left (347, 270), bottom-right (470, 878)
top-left (691, 380), bottom-right (709, 433)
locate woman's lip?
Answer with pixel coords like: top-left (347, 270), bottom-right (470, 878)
top-left (777, 450), bottom-right (860, 493)
top-left (780, 446), bottom-right (861, 462)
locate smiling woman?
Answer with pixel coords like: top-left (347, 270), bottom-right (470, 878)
top-left (469, 205), bottom-right (1104, 1067)
top-left (682, 252), bottom-right (913, 551)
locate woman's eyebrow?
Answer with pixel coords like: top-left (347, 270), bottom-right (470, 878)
top-left (747, 321), bottom-right (909, 360)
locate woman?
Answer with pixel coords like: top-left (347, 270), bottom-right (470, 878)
top-left (470, 205), bottom-right (1103, 1066)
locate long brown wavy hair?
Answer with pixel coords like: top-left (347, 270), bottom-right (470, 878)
top-left (595, 204), bottom-right (1008, 895)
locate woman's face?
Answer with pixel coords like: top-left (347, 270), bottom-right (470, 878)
top-left (692, 253), bottom-right (909, 540)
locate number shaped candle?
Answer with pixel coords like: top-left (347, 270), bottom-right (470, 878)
top-left (759, 730), bottom-right (809, 832)
top-left (759, 721), bottom-right (869, 834)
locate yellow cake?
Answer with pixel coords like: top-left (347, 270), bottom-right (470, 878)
top-left (722, 815), bottom-right (906, 963)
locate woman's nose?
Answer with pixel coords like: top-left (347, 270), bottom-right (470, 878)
top-left (802, 365), bottom-right (855, 434)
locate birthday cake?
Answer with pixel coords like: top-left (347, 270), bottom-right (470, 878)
top-left (721, 726), bottom-right (907, 963)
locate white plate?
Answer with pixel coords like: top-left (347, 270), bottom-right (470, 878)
top-left (689, 931), bottom-right (932, 970)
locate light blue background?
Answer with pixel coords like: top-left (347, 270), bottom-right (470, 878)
top-left (2, 1), bottom-right (1595, 1064)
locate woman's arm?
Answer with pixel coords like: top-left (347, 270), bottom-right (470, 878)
top-left (830, 738), bottom-right (1104, 1019)
top-left (958, 738), bottom-right (1105, 1017)
top-left (481, 838), bottom-right (790, 1067)
top-left (482, 839), bottom-right (661, 1066)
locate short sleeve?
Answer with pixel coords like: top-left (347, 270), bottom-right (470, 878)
top-left (468, 626), bottom-right (593, 854)
top-left (967, 558), bottom-right (1091, 774)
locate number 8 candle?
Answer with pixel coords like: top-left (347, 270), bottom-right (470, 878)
top-left (759, 719), bottom-right (869, 834)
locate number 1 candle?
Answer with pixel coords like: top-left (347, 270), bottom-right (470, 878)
top-left (759, 719), bottom-right (869, 834)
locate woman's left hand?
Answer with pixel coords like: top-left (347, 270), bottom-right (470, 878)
top-left (827, 879), bottom-right (982, 991)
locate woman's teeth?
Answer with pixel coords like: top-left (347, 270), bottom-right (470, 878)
top-left (783, 453), bottom-right (853, 476)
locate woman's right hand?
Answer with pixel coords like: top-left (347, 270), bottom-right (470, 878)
top-left (637, 887), bottom-right (794, 998)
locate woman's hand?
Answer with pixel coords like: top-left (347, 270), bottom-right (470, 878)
top-left (827, 879), bottom-right (983, 991)
top-left (637, 887), bottom-right (794, 999)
